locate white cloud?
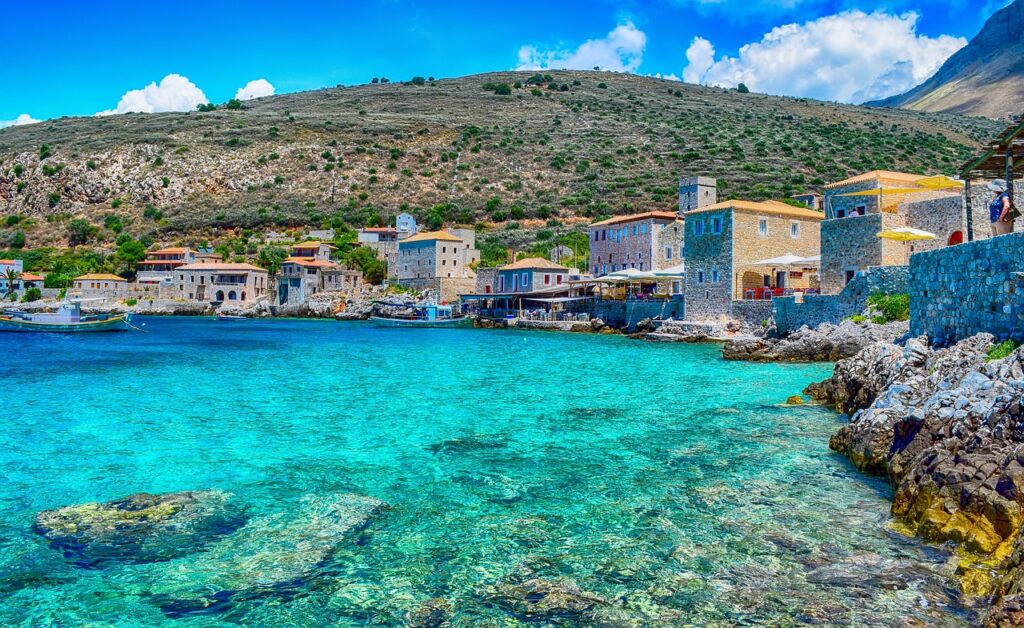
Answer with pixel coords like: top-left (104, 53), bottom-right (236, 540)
top-left (235, 78), bottom-right (275, 101)
top-left (516, 22), bottom-right (647, 73)
top-left (0, 113), bottom-right (41, 129)
top-left (97, 74), bottom-right (209, 116)
top-left (682, 11), bottom-right (966, 103)
top-left (683, 37), bottom-right (715, 84)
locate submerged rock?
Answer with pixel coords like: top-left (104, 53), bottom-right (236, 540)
top-left (152, 492), bottom-right (387, 617)
top-left (723, 320), bottom-right (909, 363)
top-left (483, 576), bottom-right (608, 620)
top-left (32, 490), bottom-right (245, 568)
top-left (404, 597), bottom-right (453, 627)
top-left (426, 434), bottom-right (507, 455)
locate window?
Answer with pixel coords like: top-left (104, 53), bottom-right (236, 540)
top-left (790, 222), bottom-right (800, 238)
top-left (711, 269), bottom-right (720, 283)
top-left (836, 208), bottom-right (847, 219)
top-left (671, 280), bottom-right (681, 295)
top-left (556, 275), bottom-right (563, 284)
top-left (593, 231), bottom-right (599, 242)
top-left (854, 205), bottom-right (867, 216)
top-left (544, 274), bottom-right (551, 285)
top-left (632, 225), bottom-right (638, 236)
top-left (521, 272), bottom-right (529, 287)
top-left (640, 224), bottom-right (647, 235)
top-left (665, 246), bottom-right (673, 260)
top-left (593, 266), bottom-right (599, 275)
top-left (697, 271), bottom-right (704, 283)
top-left (498, 276), bottom-right (505, 291)
top-left (601, 230), bottom-right (607, 240)
top-left (694, 220), bottom-right (705, 236)
top-left (712, 217), bottom-right (722, 234)
top-left (758, 218), bottom-right (768, 236)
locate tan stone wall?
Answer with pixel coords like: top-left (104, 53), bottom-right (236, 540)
top-left (174, 269), bottom-right (269, 302)
top-left (589, 218), bottom-right (679, 274)
top-left (654, 220), bottom-right (685, 269)
top-left (731, 211), bottom-right (821, 299)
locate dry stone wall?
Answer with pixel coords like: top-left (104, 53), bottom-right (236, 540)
top-left (910, 231), bottom-right (1024, 346)
top-left (773, 265), bottom-right (909, 335)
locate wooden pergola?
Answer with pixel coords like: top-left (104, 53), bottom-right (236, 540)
top-left (960, 113), bottom-right (1024, 241)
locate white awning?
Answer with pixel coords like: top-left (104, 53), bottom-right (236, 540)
top-left (654, 263), bottom-right (685, 277)
top-left (749, 253), bottom-right (819, 268)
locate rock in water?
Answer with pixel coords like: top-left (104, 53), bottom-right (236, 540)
top-left (153, 493), bottom-right (387, 617)
top-left (723, 320), bottom-right (909, 362)
top-left (483, 576), bottom-right (607, 620)
top-left (32, 490), bottom-right (245, 568)
top-left (404, 598), bottom-right (453, 627)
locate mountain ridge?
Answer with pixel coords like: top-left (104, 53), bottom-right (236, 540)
top-left (868, 0), bottom-right (1024, 119)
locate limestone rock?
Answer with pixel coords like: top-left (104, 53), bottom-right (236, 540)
top-left (723, 319), bottom-right (909, 363)
top-left (33, 490), bottom-right (245, 567)
top-left (483, 576), bottom-right (607, 620)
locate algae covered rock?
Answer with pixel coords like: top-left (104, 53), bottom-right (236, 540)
top-left (32, 490), bottom-right (246, 568)
top-left (153, 492), bottom-right (387, 617)
top-left (482, 574), bottom-right (607, 620)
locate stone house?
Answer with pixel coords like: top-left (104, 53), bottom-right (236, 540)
top-left (1, 260), bottom-right (44, 293)
top-left (588, 211), bottom-right (684, 276)
top-left (495, 258), bottom-right (570, 293)
top-left (276, 258), bottom-right (363, 306)
top-left (396, 229), bottom-right (480, 302)
top-left (820, 170), bottom-right (967, 294)
top-left (289, 241), bottom-right (336, 261)
top-left (684, 200), bottom-right (824, 322)
top-left (174, 263), bottom-right (269, 303)
top-left (72, 273), bottom-right (128, 298)
top-left (791, 193), bottom-right (823, 210)
top-left (678, 176), bottom-right (718, 213)
top-left (136, 247), bottom-right (198, 284)
top-left (395, 212), bottom-right (418, 237)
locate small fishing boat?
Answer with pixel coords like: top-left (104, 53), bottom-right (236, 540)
top-left (0, 301), bottom-right (135, 333)
top-left (368, 302), bottom-right (471, 328)
top-left (216, 314), bottom-right (248, 321)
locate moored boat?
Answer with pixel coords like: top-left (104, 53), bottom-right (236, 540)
top-left (0, 301), bottom-right (135, 333)
top-left (368, 302), bottom-right (471, 328)
top-left (216, 314), bottom-right (249, 321)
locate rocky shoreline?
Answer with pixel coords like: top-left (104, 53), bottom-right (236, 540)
top-left (807, 332), bottom-right (1024, 624)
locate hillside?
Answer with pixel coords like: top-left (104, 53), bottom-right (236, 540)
top-left (869, 0), bottom-right (1024, 119)
top-left (0, 70), bottom-right (1002, 254)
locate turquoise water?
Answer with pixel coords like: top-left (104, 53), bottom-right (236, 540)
top-left (0, 318), bottom-right (972, 625)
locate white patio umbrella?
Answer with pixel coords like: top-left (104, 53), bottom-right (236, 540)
top-left (750, 253), bottom-right (808, 267)
top-left (653, 263), bottom-right (685, 277)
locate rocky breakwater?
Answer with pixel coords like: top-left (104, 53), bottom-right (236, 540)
top-left (809, 333), bottom-right (1024, 623)
top-left (723, 320), bottom-right (908, 362)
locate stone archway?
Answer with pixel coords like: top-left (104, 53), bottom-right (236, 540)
top-left (228, 291), bottom-right (237, 301)
top-left (216, 290), bottom-right (225, 301)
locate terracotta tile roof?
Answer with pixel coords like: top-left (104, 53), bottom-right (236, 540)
top-left (74, 273), bottom-right (127, 282)
top-left (0, 259), bottom-right (18, 265)
top-left (361, 227), bottom-right (396, 233)
top-left (19, 273), bottom-right (44, 281)
top-left (500, 257), bottom-right (571, 271)
top-left (282, 257), bottom-right (342, 269)
top-left (177, 263), bottom-right (267, 272)
top-left (150, 247), bottom-right (188, 254)
top-left (589, 210), bottom-right (680, 227)
top-left (824, 170), bottom-right (925, 190)
top-left (137, 259), bottom-right (186, 265)
top-left (291, 241), bottom-right (337, 249)
top-left (688, 199), bottom-right (825, 220)
top-left (400, 230), bottom-right (463, 244)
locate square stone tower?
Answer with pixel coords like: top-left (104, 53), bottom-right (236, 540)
top-left (678, 176), bottom-right (717, 214)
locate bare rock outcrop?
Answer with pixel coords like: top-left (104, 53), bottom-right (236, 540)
top-left (723, 320), bottom-right (909, 362)
top-left (814, 332), bottom-right (1024, 619)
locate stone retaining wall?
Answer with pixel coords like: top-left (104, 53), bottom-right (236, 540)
top-left (774, 265), bottom-right (909, 335)
top-left (910, 231), bottom-right (1024, 346)
top-left (563, 299), bottom-right (684, 331)
top-left (730, 300), bottom-right (774, 329)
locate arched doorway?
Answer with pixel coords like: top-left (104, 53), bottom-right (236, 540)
top-left (241, 291), bottom-right (246, 301)
top-left (215, 290), bottom-right (225, 301)
top-left (948, 231), bottom-right (964, 246)
top-left (228, 291), bottom-right (237, 300)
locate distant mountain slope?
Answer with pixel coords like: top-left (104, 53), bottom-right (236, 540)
top-left (0, 70), bottom-right (1001, 248)
top-left (870, 0), bottom-right (1024, 119)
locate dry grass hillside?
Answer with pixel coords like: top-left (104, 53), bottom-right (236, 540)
top-left (0, 70), bottom-right (1002, 251)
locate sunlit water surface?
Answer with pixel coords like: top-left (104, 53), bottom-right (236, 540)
top-left (0, 317), bottom-right (972, 625)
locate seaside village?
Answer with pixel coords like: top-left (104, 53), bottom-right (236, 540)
top-left (3, 115), bottom-right (1021, 335)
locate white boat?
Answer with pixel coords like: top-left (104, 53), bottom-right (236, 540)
top-left (0, 301), bottom-right (135, 333)
top-left (368, 302), bottom-right (472, 328)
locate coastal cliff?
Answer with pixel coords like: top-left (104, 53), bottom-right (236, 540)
top-left (808, 333), bottom-right (1024, 622)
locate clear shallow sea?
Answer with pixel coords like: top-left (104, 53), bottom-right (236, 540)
top-left (0, 317), bottom-right (973, 625)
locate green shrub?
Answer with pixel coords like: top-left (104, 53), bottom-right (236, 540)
top-left (125, 298), bottom-right (138, 307)
top-left (866, 292), bottom-right (909, 322)
top-left (67, 218), bottom-right (97, 245)
top-left (39, 145), bottom-right (52, 160)
top-left (987, 340), bottom-right (1019, 361)
top-left (48, 191), bottom-right (60, 208)
top-left (225, 99), bottom-right (243, 110)
top-left (848, 315), bottom-right (867, 323)
top-left (197, 103), bottom-right (217, 112)
top-left (21, 287), bottom-right (42, 302)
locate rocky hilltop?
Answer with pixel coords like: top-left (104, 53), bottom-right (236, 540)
top-left (870, 0), bottom-right (1024, 119)
top-left (808, 333), bottom-right (1024, 622)
top-left (0, 71), bottom-right (1000, 249)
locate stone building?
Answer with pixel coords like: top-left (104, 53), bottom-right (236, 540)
top-left (790, 193), bottom-right (822, 210)
top-left (820, 170), bottom-right (970, 294)
top-left (495, 258), bottom-right (570, 293)
top-left (678, 176), bottom-right (718, 213)
top-left (136, 247), bottom-right (198, 284)
top-left (276, 259), bottom-right (363, 306)
top-left (396, 228), bottom-right (480, 302)
top-left (588, 211), bottom-right (684, 276)
top-left (683, 200), bottom-right (824, 322)
top-left (71, 273), bottom-right (128, 298)
top-left (174, 263), bottom-right (269, 303)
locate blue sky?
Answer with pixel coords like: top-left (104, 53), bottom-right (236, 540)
top-left (0, 0), bottom-right (1008, 125)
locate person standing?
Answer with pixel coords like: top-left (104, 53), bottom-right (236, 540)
top-left (989, 180), bottom-right (1013, 236)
